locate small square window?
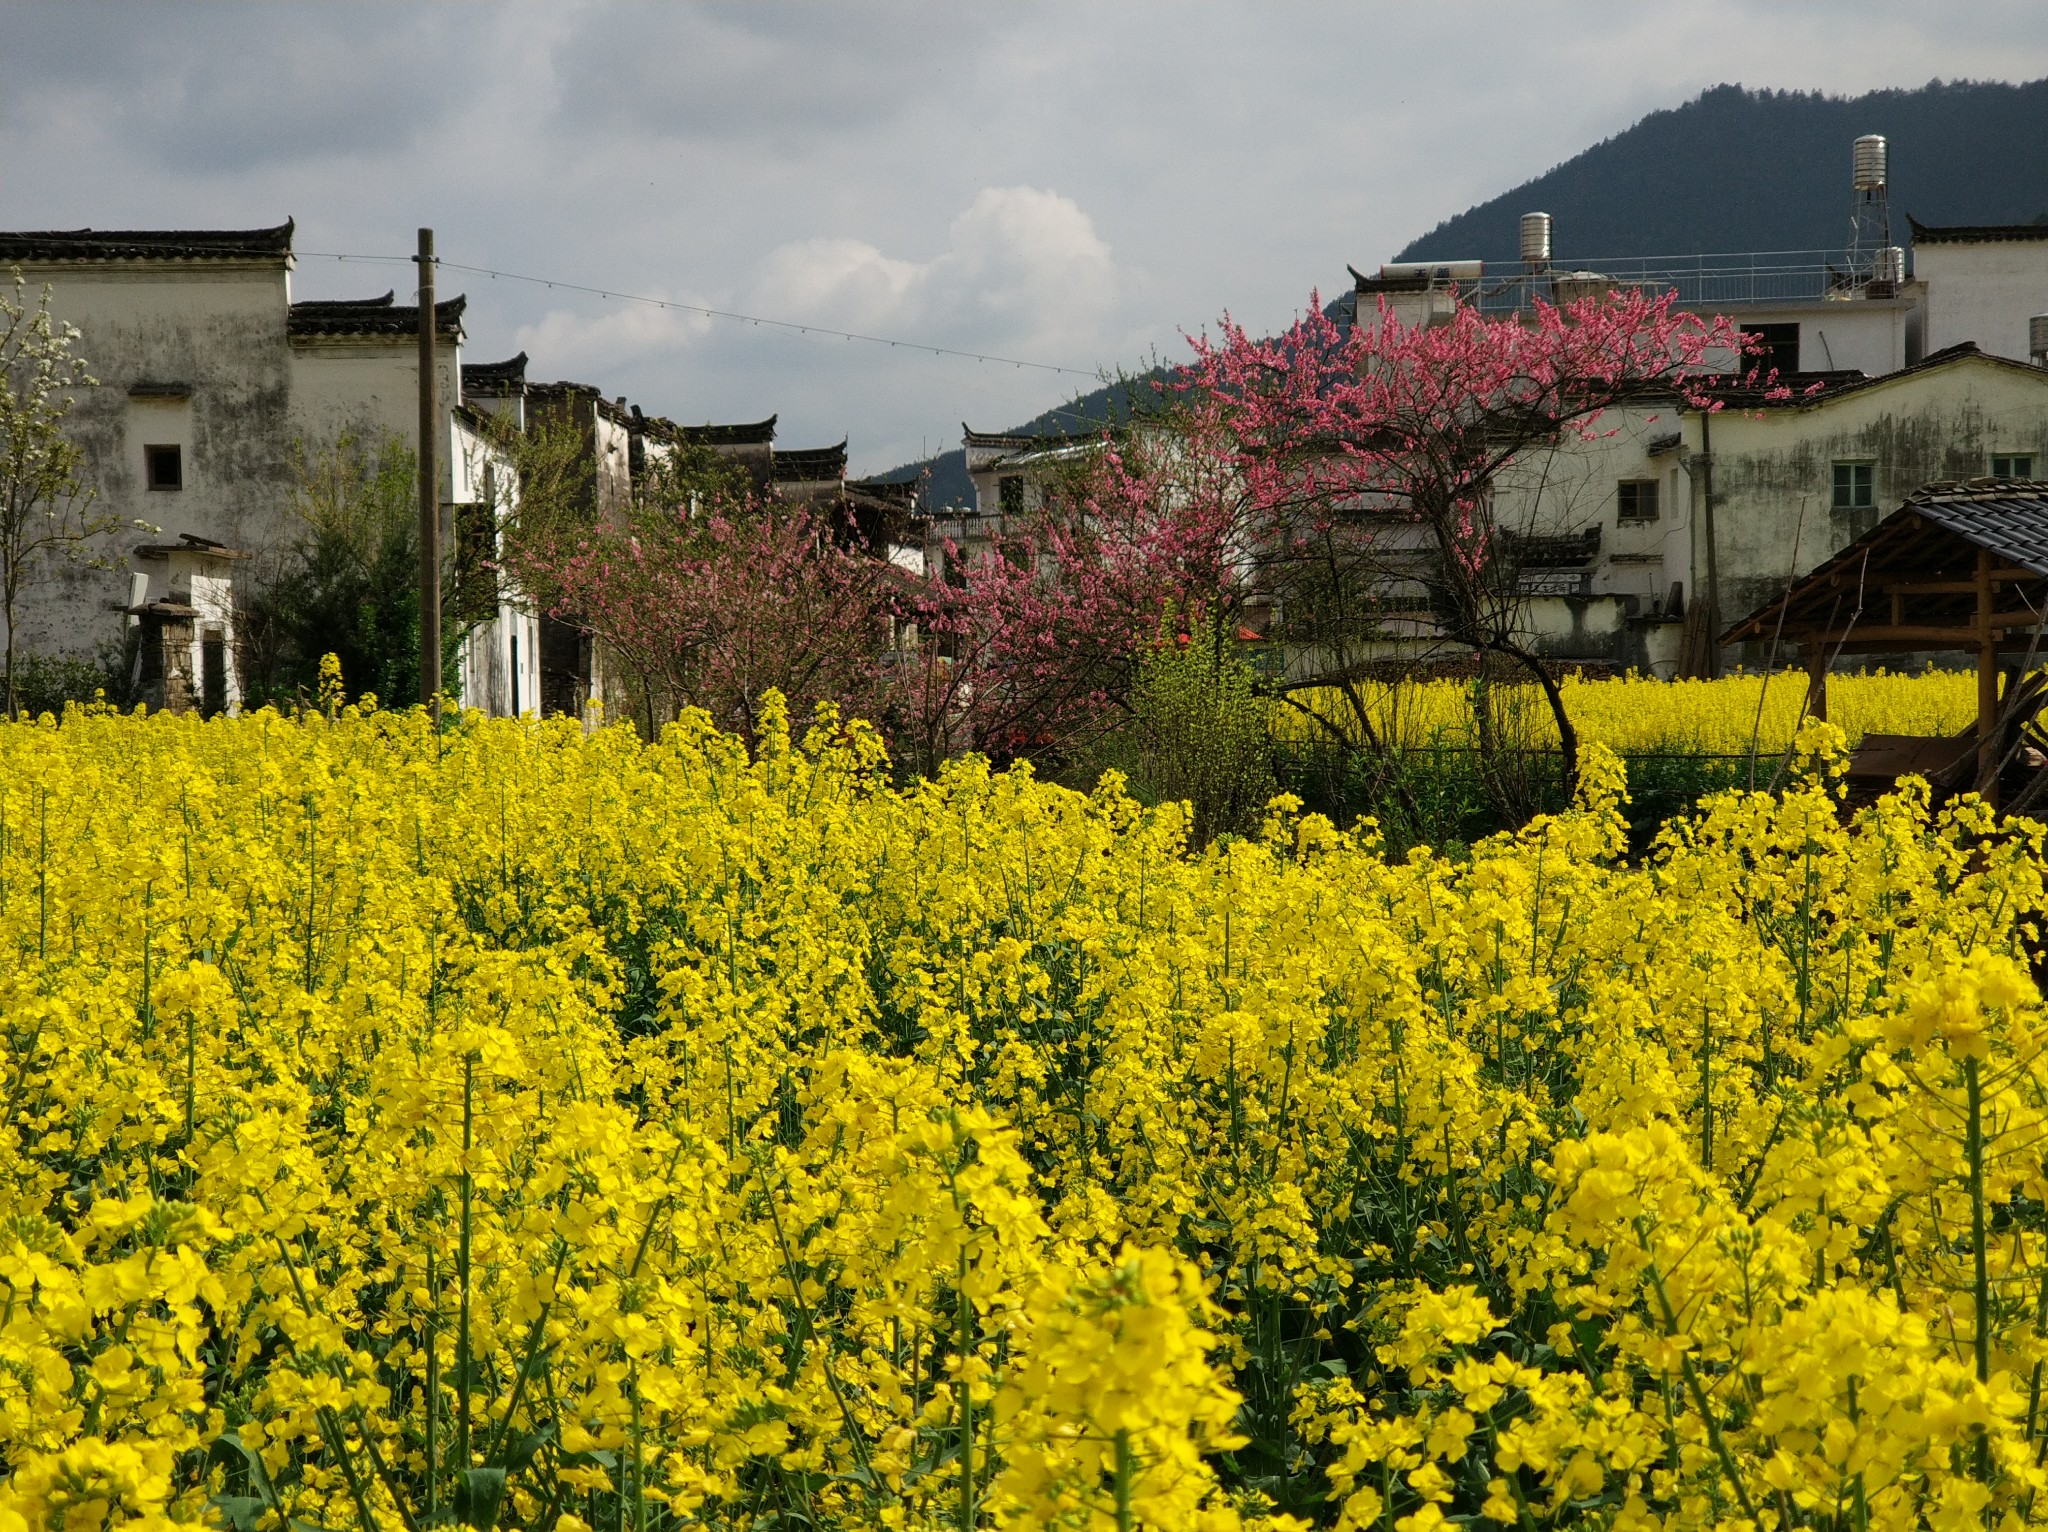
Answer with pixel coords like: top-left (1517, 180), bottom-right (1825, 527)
top-left (1832, 461), bottom-right (1874, 511)
top-left (1993, 453), bottom-right (2036, 479)
top-left (145, 444), bottom-right (183, 491)
top-left (1617, 479), bottom-right (1660, 521)
top-left (1741, 322), bottom-right (1801, 375)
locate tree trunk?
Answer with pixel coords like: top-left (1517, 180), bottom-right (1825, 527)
top-left (2, 583), bottom-right (15, 719)
top-left (1485, 636), bottom-right (1580, 805)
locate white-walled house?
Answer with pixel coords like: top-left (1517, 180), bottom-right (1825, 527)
top-left (1474, 345), bottom-right (2048, 674)
top-left (1911, 219), bottom-right (2048, 365)
top-left (0, 221), bottom-right (536, 715)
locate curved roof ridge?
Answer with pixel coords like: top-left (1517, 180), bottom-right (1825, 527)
top-left (0, 220), bottom-right (295, 262)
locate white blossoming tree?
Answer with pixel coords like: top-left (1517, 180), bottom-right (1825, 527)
top-left (0, 269), bottom-right (121, 715)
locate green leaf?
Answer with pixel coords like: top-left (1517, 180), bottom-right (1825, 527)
top-left (209, 1432), bottom-right (283, 1511)
top-left (452, 1467), bottom-right (507, 1531)
top-left (210, 1496), bottom-right (270, 1532)
top-left (497, 1426), bottom-right (554, 1475)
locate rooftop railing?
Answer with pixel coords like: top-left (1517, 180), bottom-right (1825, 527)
top-left (1451, 249), bottom-right (1905, 315)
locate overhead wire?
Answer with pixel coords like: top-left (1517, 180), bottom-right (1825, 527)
top-left (295, 250), bottom-right (1102, 379)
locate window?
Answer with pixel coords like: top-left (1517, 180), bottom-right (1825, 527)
top-left (1616, 479), bottom-right (1660, 521)
top-left (1741, 323), bottom-right (1801, 376)
top-left (144, 444), bottom-right (183, 491)
top-left (1832, 461), bottom-right (1875, 511)
top-left (998, 474), bottom-right (1024, 516)
top-left (1993, 453), bottom-right (2037, 479)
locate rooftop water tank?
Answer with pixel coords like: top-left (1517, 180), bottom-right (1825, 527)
top-left (1872, 245), bottom-right (1905, 284)
top-left (2031, 314), bottom-right (2048, 365)
top-left (1853, 134), bottom-right (1888, 191)
top-left (1519, 211), bottom-right (1553, 269)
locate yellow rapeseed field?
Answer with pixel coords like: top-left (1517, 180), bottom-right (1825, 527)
top-left (4, 695), bottom-right (2047, 1532)
top-left (1277, 669), bottom-right (1979, 754)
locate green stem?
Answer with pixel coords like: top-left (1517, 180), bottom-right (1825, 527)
top-left (957, 1247), bottom-right (975, 1532)
top-left (426, 1244), bottom-right (440, 1522)
top-left (139, 882), bottom-right (154, 1039)
top-left (458, 1052), bottom-right (475, 1471)
top-left (37, 787), bottom-right (47, 961)
top-left (1113, 1429), bottom-right (1135, 1532)
top-left (1967, 1054), bottom-right (1993, 1482)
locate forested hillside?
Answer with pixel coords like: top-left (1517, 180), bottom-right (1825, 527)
top-left (1400, 78), bottom-right (2047, 262)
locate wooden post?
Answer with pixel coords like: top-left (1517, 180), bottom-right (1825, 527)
top-left (417, 227), bottom-right (442, 707)
top-left (1977, 546), bottom-right (1999, 802)
top-left (1699, 409), bottom-right (1722, 679)
top-left (1805, 638), bottom-right (1829, 723)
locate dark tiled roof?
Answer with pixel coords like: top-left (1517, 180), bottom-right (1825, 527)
top-left (134, 532), bottom-right (251, 560)
top-left (526, 381), bottom-right (636, 426)
top-left (1349, 263), bottom-right (1435, 294)
top-left (773, 442), bottom-right (848, 480)
top-left (1689, 342), bottom-right (2048, 413)
top-left (849, 475), bottom-right (920, 503)
top-left (288, 293), bottom-right (466, 338)
top-left (1503, 526), bottom-right (1600, 569)
top-left (1906, 481), bottom-right (2048, 576)
top-left (1688, 368), bottom-right (1868, 409)
top-left (1909, 215), bottom-right (2048, 245)
top-left (0, 221), bottom-right (295, 263)
top-left (962, 423), bottom-right (1094, 451)
top-left (675, 416), bottom-right (777, 446)
top-left (462, 352), bottom-right (528, 393)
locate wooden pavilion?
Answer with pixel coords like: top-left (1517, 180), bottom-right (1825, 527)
top-left (1724, 479), bottom-right (2048, 806)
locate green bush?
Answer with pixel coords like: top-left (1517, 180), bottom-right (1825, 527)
top-left (1094, 624), bottom-right (1277, 845)
top-left (7, 645), bottom-right (134, 719)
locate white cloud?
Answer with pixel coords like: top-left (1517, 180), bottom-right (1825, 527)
top-left (513, 300), bottom-right (714, 386)
top-left (748, 187), bottom-right (1121, 364)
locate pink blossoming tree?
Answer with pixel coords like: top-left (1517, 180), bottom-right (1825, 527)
top-left (944, 287), bottom-right (1763, 801)
top-left (509, 464), bottom-right (897, 745)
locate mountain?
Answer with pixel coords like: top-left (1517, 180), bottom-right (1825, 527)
top-left (1398, 78), bottom-right (2048, 264)
top-left (881, 78), bottom-right (2048, 499)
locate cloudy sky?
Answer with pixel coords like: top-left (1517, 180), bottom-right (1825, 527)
top-left (4, 1), bottom-right (2044, 474)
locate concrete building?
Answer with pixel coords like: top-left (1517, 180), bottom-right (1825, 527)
top-left (1910, 218), bottom-right (2048, 365)
top-left (1465, 344), bottom-right (2048, 675)
top-left (922, 426), bottom-right (1096, 587)
top-left (0, 221), bottom-right (536, 715)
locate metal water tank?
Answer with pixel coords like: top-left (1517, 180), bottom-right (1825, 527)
top-left (1872, 245), bottom-right (1905, 284)
top-left (1519, 211), bottom-right (1553, 268)
top-left (2031, 313), bottom-right (2048, 365)
top-left (1853, 135), bottom-right (1888, 190)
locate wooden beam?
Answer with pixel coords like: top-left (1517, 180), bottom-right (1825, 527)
top-left (1978, 547), bottom-right (1999, 801)
top-left (1796, 624), bottom-right (2001, 646)
top-left (1882, 574), bottom-right (2042, 596)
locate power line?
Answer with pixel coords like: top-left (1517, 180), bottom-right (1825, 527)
top-left (297, 249), bottom-right (1102, 378)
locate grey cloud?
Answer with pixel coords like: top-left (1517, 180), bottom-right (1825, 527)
top-left (2, 2), bottom-right (487, 173)
top-left (544, 0), bottom-right (1006, 140)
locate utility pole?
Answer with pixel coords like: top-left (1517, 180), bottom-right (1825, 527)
top-left (416, 227), bottom-right (442, 706)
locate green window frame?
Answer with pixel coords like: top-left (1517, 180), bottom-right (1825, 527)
top-left (1832, 461), bottom-right (1874, 511)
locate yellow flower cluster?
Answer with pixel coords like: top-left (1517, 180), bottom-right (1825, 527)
top-left (1278, 670), bottom-right (1978, 753)
top-left (3, 697), bottom-right (2046, 1532)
